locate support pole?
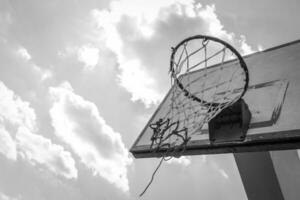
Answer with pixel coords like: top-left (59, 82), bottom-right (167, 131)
top-left (234, 151), bottom-right (284, 200)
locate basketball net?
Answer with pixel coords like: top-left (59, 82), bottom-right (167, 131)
top-left (140, 35), bottom-right (249, 197)
top-left (149, 35), bottom-right (248, 157)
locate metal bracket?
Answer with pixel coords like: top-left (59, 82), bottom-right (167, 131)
top-left (209, 99), bottom-right (252, 143)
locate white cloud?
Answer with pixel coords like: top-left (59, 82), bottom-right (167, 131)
top-left (0, 81), bottom-right (77, 179)
top-left (77, 45), bottom-right (100, 70)
top-left (0, 81), bottom-right (36, 131)
top-left (58, 45), bottom-right (100, 71)
top-left (197, 4), bottom-right (233, 41)
top-left (91, 7), bottom-right (165, 107)
top-left (16, 47), bottom-right (31, 61)
top-left (0, 192), bottom-right (21, 200)
top-left (49, 82), bottom-right (132, 192)
top-left (117, 60), bottom-right (162, 107)
top-left (106, 0), bottom-right (195, 34)
top-left (239, 35), bottom-right (254, 55)
top-left (16, 127), bottom-right (78, 179)
top-left (31, 64), bottom-right (53, 81)
top-left (91, 10), bottom-right (122, 55)
top-left (167, 156), bottom-right (191, 166)
top-left (0, 125), bottom-right (17, 160)
top-left (258, 44), bottom-right (264, 51)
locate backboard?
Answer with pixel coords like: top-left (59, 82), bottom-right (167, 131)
top-left (131, 39), bottom-right (300, 158)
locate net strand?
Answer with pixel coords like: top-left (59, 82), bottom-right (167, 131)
top-left (139, 157), bottom-right (164, 197)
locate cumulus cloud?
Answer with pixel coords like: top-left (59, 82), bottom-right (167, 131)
top-left (0, 81), bottom-right (77, 179)
top-left (31, 64), bottom-right (53, 81)
top-left (58, 44), bottom-right (100, 71)
top-left (0, 81), bottom-right (36, 131)
top-left (0, 192), bottom-right (21, 200)
top-left (49, 82), bottom-right (132, 192)
top-left (16, 47), bottom-right (31, 61)
top-left (258, 44), bottom-right (264, 51)
top-left (92, 9), bottom-right (163, 107)
top-left (16, 127), bottom-right (78, 179)
top-left (91, 0), bottom-right (256, 107)
top-left (239, 35), bottom-right (254, 55)
top-left (167, 156), bottom-right (191, 166)
top-left (0, 125), bottom-right (17, 160)
top-left (77, 45), bottom-right (100, 70)
top-left (197, 4), bottom-right (233, 41)
top-left (116, 60), bottom-right (162, 106)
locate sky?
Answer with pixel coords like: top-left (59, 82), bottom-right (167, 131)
top-left (0, 0), bottom-right (300, 200)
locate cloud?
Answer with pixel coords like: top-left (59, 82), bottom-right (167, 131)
top-left (92, 9), bottom-right (163, 107)
top-left (239, 35), bottom-right (254, 55)
top-left (0, 192), bottom-right (21, 200)
top-left (16, 127), bottom-right (78, 179)
top-left (77, 45), bottom-right (100, 70)
top-left (16, 47), bottom-right (31, 61)
top-left (91, 0), bottom-right (256, 107)
top-left (167, 156), bottom-right (191, 166)
top-left (49, 82), bottom-right (132, 192)
top-left (0, 81), bottom-right (77, 180)
top-left (258, 44), bottom-right (264, 51)
top-left (0, 81), bottom-right (36, 131)
top-left (31, 64), bottom-right (53, 81)
top-left (116, 60), bottom-right (162, 107)
top-left (197, 4), bottom-right (233, 41)
top-left (0, 125), bottom-right (17, 160)
top-left (58, 44), bottom-right (100, 71)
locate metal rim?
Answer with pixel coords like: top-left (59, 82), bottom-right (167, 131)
top-left (170, 35), bottom-right (249, 106)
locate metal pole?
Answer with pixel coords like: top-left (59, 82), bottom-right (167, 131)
top-left (234, 151), bottom-right (284, 200)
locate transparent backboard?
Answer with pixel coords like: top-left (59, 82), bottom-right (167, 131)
top-left (131, 40), bottom-right (300, 158)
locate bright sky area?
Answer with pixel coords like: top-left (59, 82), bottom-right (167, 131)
top-left (0, 0), bottom-right (300, 199)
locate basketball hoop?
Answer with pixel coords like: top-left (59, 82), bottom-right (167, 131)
top-left (150, 35), bottom-right (250, 156)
